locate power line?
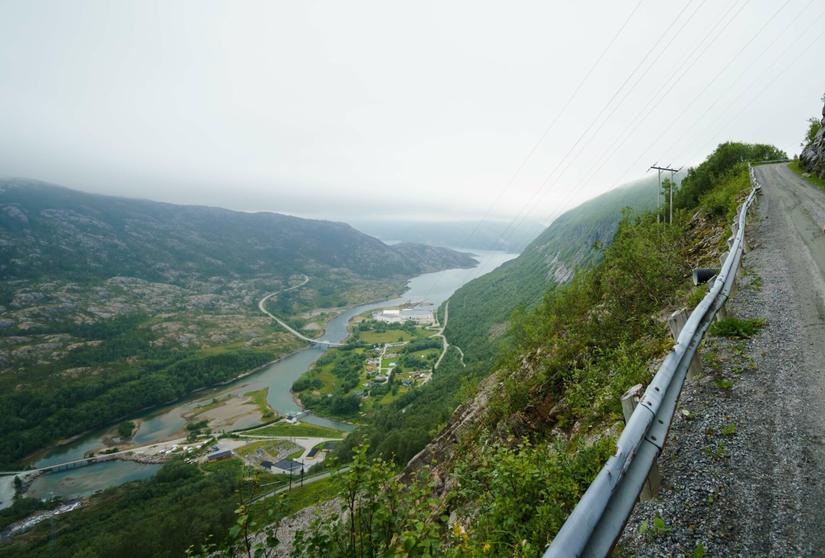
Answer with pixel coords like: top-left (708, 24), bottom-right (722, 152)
top-left (497, 0), bottom-right (704, 243)
top-left (689, 24), bottom-right (825, 162)
top-left (665, 0), bottom-right (824, 161)
top-left (556, 0), bottom-right (800, 214)
top-left (618, 0), bottom-right (794, 172)
top-left (440, 0), bottom-right (647, 252)
top-left (557, 0), bottom-right (750, 206)
top-left (412, 1), bottom-right (647, 303)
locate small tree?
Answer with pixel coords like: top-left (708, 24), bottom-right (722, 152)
top-left (804, 117), bottom-right (822, 147)
top-left (802, 92), bottom-right (825, 148)
top-left (117, 420), bottom-right (136, 439)
top-left (187, 469), bottom-right (287, 558)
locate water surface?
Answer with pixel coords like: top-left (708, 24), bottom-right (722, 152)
top-left (30, 249), bottom-right (516, 497)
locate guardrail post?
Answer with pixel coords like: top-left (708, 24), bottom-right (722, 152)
top-left (716, 252), bottom-right (734, 320)
top-left (621, 384), bottom-right (661, 500)
top-left (667, 308), bottom-right (702, 379)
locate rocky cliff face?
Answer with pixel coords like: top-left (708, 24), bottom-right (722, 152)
top-left (800, 101), bottom-right (825, 179)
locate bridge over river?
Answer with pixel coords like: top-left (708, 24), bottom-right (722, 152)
top-left (0, 451), bottom-right (129, 477)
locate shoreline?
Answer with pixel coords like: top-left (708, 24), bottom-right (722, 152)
top-left (22, 275), bottom-right (423, 471)
top-left (23, 345), bottom-right (309, 468)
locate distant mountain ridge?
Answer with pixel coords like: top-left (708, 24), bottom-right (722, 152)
top-left (443, 176), bottom-right (664, 362)
top-left (0, 179), bottom-right (476, 282)
top-left (350, 219), bottom-right (546, 252)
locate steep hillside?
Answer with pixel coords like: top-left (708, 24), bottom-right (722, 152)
top-left (0, 179), bottom-right (475, 282)
top-left (800, 98), bottom-right (825, 179)
top-left (444, 176), bottom-right (661, 362)
top-left (262, 142), bottom-right (783, 557)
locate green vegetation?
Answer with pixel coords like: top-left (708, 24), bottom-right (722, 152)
top-left (293, 320), bottom-right (437, 418)
top-left (251, 477), bottom-right (339, 520)
top-left (721, 422), bottom-right (736, 436)
top-left (0, 180), bottom-right (475, 283)
top-left (117, 420), bottom-right (135, 439)
top-left (444, 174), bottom-right (660, 364)
top-left (246, 421), bottom-right (345, 439)
top-left (336, 346), bottom-right (480, 465)
top-left (290, 447), bottom-right (450, 556)
top-left (0, 460), bottom-right (243, 558)
top-left (293, 346), bottom-right (367, 418)
top-left (0, 323), bottom-right (278, 467)
top-left (805, 114), bottom-right (822, 146)
top-left (789, 159), bottom-right (825, 191)
top-left (709, 317), bottom-right (767, 338)
top-left (235, 439), bottom-right (301, 461)
top-left (673, 142), bottom-right (786, 210)
top-left (295, 142), bottom-right (777, 554)
top-left (244, 388), bottom-right (275, 419)
top-left (0, 497), bottom-right (57, 531)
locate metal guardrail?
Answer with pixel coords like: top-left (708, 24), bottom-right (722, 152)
top-left (544, 165), bottom-right (763, 558)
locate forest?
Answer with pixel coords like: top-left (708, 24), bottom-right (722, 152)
top-left (0, 460), bottom-right (243, 558)
top-left (0, 313), bottom-right (277, 467)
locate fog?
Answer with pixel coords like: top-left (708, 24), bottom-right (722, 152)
top-left (0, 0), bottom-right (822, 223)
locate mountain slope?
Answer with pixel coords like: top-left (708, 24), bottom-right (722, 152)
top-left (0, 179), bottom-right (475, 282)
top-left (349, 219), bottom-right (546, 252)
top-left (444, 176), bottom-right (661, 362)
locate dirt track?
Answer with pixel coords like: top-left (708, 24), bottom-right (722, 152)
top-left (620, 163), bottom-right (825, 556)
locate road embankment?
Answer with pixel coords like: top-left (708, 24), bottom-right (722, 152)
top-left (620, 163), bottom-right (825, 556)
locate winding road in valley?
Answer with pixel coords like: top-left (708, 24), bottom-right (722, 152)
top-left (258, 276), bottom-right (343, 347)
top-left (432, 302), bottom-right (466, 369)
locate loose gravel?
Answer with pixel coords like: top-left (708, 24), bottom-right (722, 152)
top-left (619, 165), bottom-right (825, 557)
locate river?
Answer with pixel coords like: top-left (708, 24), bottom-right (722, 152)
top-left (19, 249), bottom-right (515, 503)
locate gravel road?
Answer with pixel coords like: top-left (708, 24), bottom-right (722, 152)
top-left (620, 163), bottom-right (825, 557)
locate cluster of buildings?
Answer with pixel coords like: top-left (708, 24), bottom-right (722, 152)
top-left (372, 304), bottom-right (436, 325)
top-left (260, 441), bottom-right (338, 476)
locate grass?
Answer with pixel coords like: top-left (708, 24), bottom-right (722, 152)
top-left (235, 439), bottom-right (300, 458)
top-left (360, 329), bottom-right (416, 344)
top-left (245, 388), bottom-right (276, 419)
top-left (788, 159), bottom-right (825, 191)
top-left (709, 317), bottom-right (766, 338)
top-left (246, 421), bottom-right (345, 439)
top-left (248, 477), bottom-right (340, 525)
top-left (282, 477), bottom-right (339, 514)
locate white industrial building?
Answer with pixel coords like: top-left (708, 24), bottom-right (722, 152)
top-left (372, 304), bottom-right (435, 325)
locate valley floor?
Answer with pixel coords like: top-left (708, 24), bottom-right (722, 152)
top-left (620, 163), bottom-right (825, 556)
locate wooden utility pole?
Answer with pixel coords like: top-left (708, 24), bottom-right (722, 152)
top-left (649, 164), bottom-right (680, 223)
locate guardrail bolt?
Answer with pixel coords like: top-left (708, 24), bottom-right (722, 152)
top-left (620, 384), bottom-right (661, 500)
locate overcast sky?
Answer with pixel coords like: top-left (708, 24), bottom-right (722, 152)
top-left (1, 0), bottom-right (822, 224)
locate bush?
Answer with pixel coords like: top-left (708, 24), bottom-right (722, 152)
top-left (675, 142), bottom-right (786, 210)
top-left (709, 317), bottom-right (766, 338)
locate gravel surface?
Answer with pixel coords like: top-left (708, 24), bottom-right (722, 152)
top-left (619, 164), bottom-right (825, 557)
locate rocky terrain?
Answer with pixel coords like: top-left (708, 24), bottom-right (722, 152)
top-left (800, 99), bottom-right (825, 180)
top-left (0, 179), bottom-right (476, 283)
